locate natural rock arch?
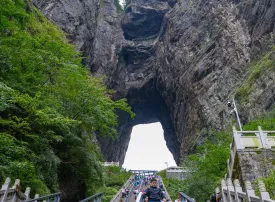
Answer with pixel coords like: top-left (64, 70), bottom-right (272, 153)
top-left (98, 78), bottom-right (181, 165)
top-left (32, 0), bottom-right (275, 167)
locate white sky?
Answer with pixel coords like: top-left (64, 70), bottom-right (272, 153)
top-left (119, 0), bottom-right (125, 6)
top-left (122, 123), bottom-right (177, 171)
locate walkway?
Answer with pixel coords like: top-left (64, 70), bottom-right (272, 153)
top-left (124, 185), bottom-right (147, 202)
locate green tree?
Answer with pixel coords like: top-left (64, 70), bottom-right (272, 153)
top-left (0, 0), bottom-right (134, 198)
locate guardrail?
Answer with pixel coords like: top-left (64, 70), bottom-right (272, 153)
top-left (220, 178), bottom-right (275, 202)
top-left (232, 126), bottom-right (275, 149)
top-left (0, 177), bottom-right (61, 202)
top-left (227, 126), bottom-right (275, 178)
top-left (178, 192), bottom-right (195, 202)
top-left (1, 178), bottom-right (28, 202)
top-left (136, 192), bottom-right (143, 202)
top-left (26, 193), bottom-right (61, 202)
top-left (79, 192), bottom-right (102, 202)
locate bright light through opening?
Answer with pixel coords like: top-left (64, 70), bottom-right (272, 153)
top-left (122, 123), bottom-right (177, 171)
top-left (119, 0), bottom-right (125, 7)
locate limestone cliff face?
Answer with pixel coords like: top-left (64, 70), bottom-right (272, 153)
top-left (32, 0), bottom-right (275, 167)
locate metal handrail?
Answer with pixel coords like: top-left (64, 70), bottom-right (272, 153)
top-left (26, 192), bottom-right (61, 202)
top-left (79, 192), bottom-right (102, 202)
top-left (178, 192), bottom-right (195, 202)
top-left (136, 192), bottom-right (143, 202)
top-left (159, 177), bottom-right (171, 201)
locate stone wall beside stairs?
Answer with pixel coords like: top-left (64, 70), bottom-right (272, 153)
top-left (233, 149), bottom-right (275, 185)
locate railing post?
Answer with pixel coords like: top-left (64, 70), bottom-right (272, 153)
top-left (233, 179), bottom-right (242, 202)
top-left (258, 126), bottom-right (268, 149)
top-left (0, 177), bottom-right (11, 202)
top-left (245, 180), bottom-right (255, 202)
top-left (99, 194), bottom-right (102, 202)
top-left (55, 194), bottom-right (61, 202)
top-left (10, 179), bottom-right (20, 202)
top-left (256, 126), bottom-right (264, 148)
top-left (11, 179), bottom-right (20, 189)
top-left (25, 187), bottom-right (31, 201)
top-left (258, 180), bottom-right (271, 202)
top-left (233, 126), bottom-right (243, 149)
top-left (226, 178), bottom-right (234, 202)
top-left (221, 180), bottom-right (227, 202)
top-left (34, 194), bottom-right (40, 202)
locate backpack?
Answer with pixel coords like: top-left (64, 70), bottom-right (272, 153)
top-left (210, 193), bottom-right (216, 202)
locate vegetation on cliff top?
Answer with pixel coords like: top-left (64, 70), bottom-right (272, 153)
top-left (242, 110), bottom-right (275, 131)
top-left (0, 0), bottom-right (133, 197)
top-left (235, 47), bottom-right (275, 103)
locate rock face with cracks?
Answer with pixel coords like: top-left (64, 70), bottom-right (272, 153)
top-left (32, 0), bottom-right (275, 194)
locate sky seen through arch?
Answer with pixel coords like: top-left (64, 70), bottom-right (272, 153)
top-left (122, 122), bottom-right (177, 171)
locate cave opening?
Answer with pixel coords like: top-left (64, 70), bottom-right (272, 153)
top-left (98, 78), bottom-right (181, 167)
top-left (119, 0), bottom-right (125, 7)
top-left (122, 122), bottom-right (177, 170)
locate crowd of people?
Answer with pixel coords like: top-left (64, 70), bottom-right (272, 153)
top-left (120, 173), bottom-right (224, 202)
top-left (120, 173), bottom-right (225, 202)
top-left (120, 174), bottom-right (167, 202)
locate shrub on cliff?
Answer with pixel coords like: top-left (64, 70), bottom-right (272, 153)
top-left (103, 166), bottom-right (132, 189)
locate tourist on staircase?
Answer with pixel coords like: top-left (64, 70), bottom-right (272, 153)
top-left (126, 188), bottom-right (130, 197)
top-left (143, 178), bottom-right (166, 202)
top-left (134, 188), bottom-right (140, 200)
top-left (210, 188), bottom-right (220, 202)
top-left (121, 187), bottom-right (127, 198)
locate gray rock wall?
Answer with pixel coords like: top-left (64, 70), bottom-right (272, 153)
top-left (31, 0), bottom-right (100, 65)
top-left (234, 149), bottom-right (275, 184)
top-left (32, 0), bottom-right (275, 167)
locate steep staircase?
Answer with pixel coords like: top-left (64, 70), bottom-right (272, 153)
top-left (110, 172), bottom-right (176, 202)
